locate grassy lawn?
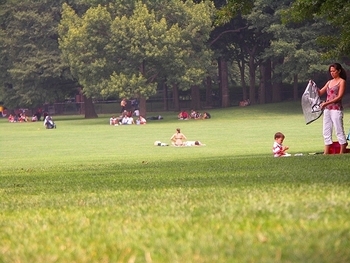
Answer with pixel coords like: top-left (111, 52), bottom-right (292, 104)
top-left (1, 101), bottom-right (350, 263)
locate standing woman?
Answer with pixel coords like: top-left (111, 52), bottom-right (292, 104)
top-left (318, 63), bottom-right (348, 154)
top-left (170, 128), bottom-right (187, 146)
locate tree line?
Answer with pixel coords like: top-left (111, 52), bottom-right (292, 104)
top-left (0, 0), bottom-right (349, 118)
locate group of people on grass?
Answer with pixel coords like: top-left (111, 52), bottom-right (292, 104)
top-left (178, 109), bottom-right (211, 120)
top-left (110, 110), bottom-right (146, 126)
top-left (8, 113), bottom-right (28, 123)
top-left (274, 62), bottom-right (349, 157)
top-left (8, 111), bottom-right (56, 129)
top-left (7, 107), bottom-right (49, 123)
top-left (111, 98), bottom-right (147, 125)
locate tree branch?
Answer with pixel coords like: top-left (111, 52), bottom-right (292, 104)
top-left (209, 26), bottom-right (247, 46)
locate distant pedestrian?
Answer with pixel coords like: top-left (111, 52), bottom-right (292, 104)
top-left (120, 98), bottom-right (127, 113)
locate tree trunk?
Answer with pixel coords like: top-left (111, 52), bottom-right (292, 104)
top-left (84, 95), bottom-right (98, 118)
top-left (138, 60), bottom-right (148, 117)
top-left (264, 59), bottom-right (272, 103)
top-left (272, 58), bottom-right (284, 102)
top-left (205, 76), bottom-right (212, 108)
top-left (248, 55), bottom-right (256, 104)
top-left (218, 57), bottom-right (230, 107)
top-left (293, 74), bottom-right (298, 101)
top-left (272, 81), bottom-right (281, 102)
top-left (191, 85), bottom-right (201, 110)
top-left (259, 64), bottom-right (266, 104)
top-left (163, 82), bottom-right (168, 111)
top-left (259, 60), bottom-right (272, 104)
top-left (238, 61), bottom-right (248, 100)
top-left (139, 97), bottom-right (146, 117)
top-left (172, 84), bottom-right (180, 112)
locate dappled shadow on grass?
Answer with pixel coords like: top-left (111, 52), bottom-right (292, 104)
top-left (1, 155), bottom-right (350, 195)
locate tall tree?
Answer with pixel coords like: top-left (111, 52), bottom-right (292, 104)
top-left (211, 0), bottom-right (339, 105)
top-left (0, 0), bottom-right (79, 111)
top-left (264, 16), bottom-right (332, 100)
top-left (59, 0), bottom-right (215, 116)
top-left (210, 2), bottom-right (250, 107)
top-left (258, 0), bottom-right (335, 102)
top-left (240, 0), bottom-right (332, 103)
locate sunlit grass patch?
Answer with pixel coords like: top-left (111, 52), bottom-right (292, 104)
top-left (1, 101), bottom-right (350, 262)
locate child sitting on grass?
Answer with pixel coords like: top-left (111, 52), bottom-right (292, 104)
top-left (272, 132), bottom-right (290, 157)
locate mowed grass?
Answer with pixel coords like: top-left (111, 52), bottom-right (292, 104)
top-left (1, 101), bottom-right (350, 263)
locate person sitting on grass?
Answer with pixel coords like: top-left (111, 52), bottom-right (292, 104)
top-left (272, 132), bottom-right (290, 157)
top-left (121, 115), bottom-right (134, 125)
top-left (178, 110), bottom-right (189, 120)
top-left (121, 115), bottom-right (128, 125)
top-left (202, 112), bottom-right (211, 119)
top-left (127, 116), bottom-right (135, 125)
top-left (170, 128), bottom-right (187, 146)
top-left (44, 115), bottom-right (56, 129)
top-left (190, 109), bottom-right (201, 119)
top-left (19, 113), bottom-right (28, 122)
top-left (8, 114), bottom-right (15, 122)
top-left (110, 116), bottom-right (118, 125)
top-left (136, 115), bottom-right (146, 125)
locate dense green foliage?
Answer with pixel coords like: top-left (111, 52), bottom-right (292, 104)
top-left (1, 0), bottom-right (349, 114)
top-left (215, 0), bottom-right (254, 25)
top-left (1, 102), bottom-right (350, 262)
top-left (0, 0), bottom-right (78, 109)
top-left (58, 0), bottom-right (215, 100)
top-left (287, 0), bottom-right (350, 59)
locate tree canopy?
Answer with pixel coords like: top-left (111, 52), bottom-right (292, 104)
top-left (1, 0), bottom-right (349, 114)
top-left (58, 0), bottom-right (215, 113)
top-left (286, 0), bottom-right (350, 59)
top-left (0, 0), bottom-right (78, 109)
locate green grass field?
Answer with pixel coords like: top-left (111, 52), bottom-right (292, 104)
top-left (1, 101), bottom-right (350, 263)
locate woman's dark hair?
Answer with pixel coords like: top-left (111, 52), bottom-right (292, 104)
top-left (329, 63), bottom-right (347, 80)
top-left (176, 128), bottom-right (180, 133)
